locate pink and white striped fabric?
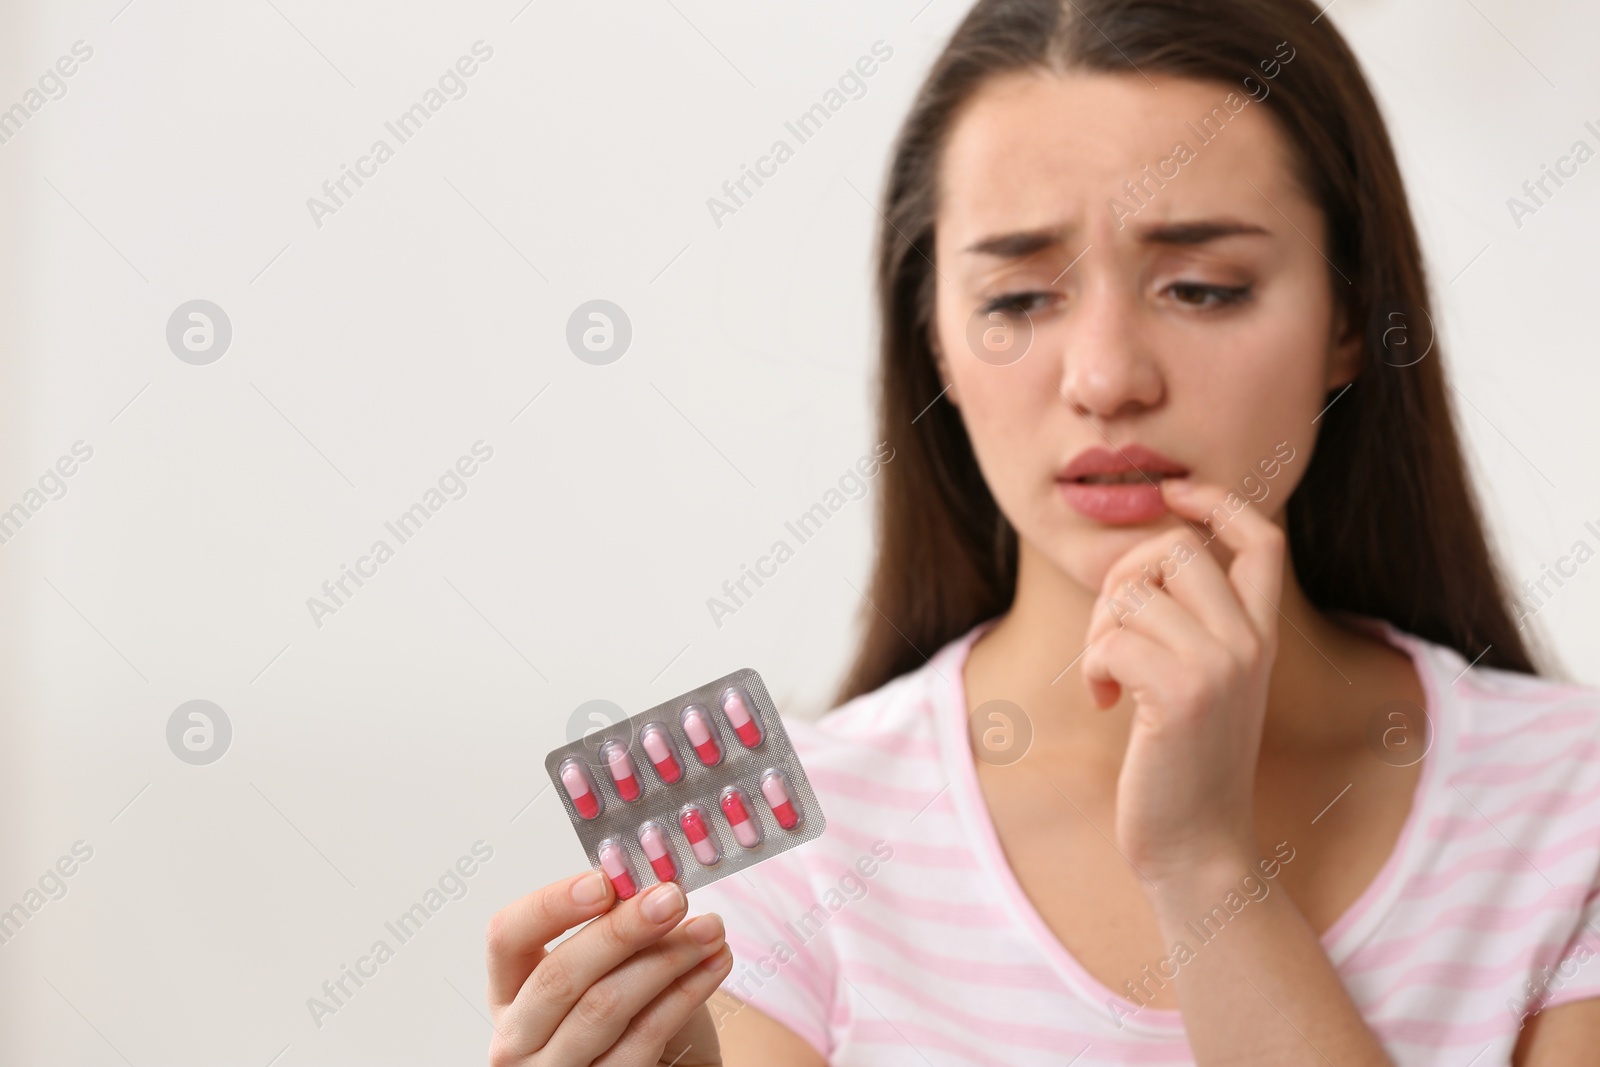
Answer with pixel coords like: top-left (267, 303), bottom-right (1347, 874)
top-left (696, 618), bottom-right (1600, 1065)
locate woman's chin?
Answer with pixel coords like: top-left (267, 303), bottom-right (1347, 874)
top-left (1036, 515), bottom-right (1194, 593)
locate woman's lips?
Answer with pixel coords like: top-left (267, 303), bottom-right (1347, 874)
top-left (1059, 480), bottom-right (1171, 524)
top-left (1056, 444), bottom-right (1188, 525)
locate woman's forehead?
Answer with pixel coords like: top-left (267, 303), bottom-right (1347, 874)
top-left (936, 69), bottom-right (1305, 239)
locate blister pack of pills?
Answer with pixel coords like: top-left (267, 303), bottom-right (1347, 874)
top-left (544, 668), bottom-right (826, 900)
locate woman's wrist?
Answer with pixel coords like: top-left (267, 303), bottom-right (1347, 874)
top-left (1138, 841), bottom-right (1268, 922)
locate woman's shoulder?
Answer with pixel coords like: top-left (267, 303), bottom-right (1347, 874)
top-left (1443, 656), bottom-right (1600, 782)
top-left (1372, 620), bottom-right (1600, 767)
top-left (1451, 657), bottom-right (1600, 712)
top-left (1397, 630), bottom-right (1600, 867)
top-left (1404, 629), bottom-right (1600, 754)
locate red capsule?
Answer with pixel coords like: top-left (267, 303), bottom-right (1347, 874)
top-left (761, 770), bottom-right (801, 830)
top-left (721, 687), bottom-right (763, 748)
top-left (679, 805), bottom-right (720, 866)
top-left (682, 705), bottom-right (722, 766)
top-left (559, 758), bottom-right (601, 820)
top-left (638, 822), bottom-right (677, 882)
top-left (597, 839), bottom-right (636, 900)
top-left (640, 722), bottom-right (683, 785)
top-left (602, 740), bottom-right (641, 802)
top-left (720, 786), bottom-right (762, 848)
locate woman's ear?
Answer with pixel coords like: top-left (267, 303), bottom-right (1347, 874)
top-left (1326, 303), bottom-right (1364, 390)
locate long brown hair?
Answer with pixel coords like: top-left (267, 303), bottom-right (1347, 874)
top-left (837, 0), bottom-right (1537, 704)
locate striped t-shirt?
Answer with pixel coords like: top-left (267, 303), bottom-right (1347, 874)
top-left (696, 617), bottom-right (1600, 1065)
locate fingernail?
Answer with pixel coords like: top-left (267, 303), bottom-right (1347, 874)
top-left (1163, 477), bottom-right (1191, 494)
top-left (685, 913), bottom-right (725, 945)
top-left (640, 881), bottom-right (685, 923)
top-left (571, 870), bottom-right (607, 906)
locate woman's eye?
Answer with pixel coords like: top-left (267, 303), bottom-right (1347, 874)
top-left (1167, 282), bottom-right (1252, 308)
top-left (979, 291), bottom-right (1054, 317)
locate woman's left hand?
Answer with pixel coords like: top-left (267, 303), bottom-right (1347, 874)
top-left (1080, 478), bottom-right (1284, 888)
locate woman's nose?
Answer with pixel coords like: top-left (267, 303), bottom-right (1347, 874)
top-left (1057, 283), bottom-right (1165, 420)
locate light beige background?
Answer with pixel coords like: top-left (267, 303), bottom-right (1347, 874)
top-left (0, 0), bottom-right (1594, 1063)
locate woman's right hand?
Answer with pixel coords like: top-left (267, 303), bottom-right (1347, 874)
top-left (485, 870), bottom-right (733, 1066)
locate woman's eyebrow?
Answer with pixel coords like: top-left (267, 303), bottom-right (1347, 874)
top-left (962, 225), bottom-right (1072, 258)
top-left (962, 218), bottom-right (1269, 259)
top-left (1138, 219), bottom-right (1271, 245)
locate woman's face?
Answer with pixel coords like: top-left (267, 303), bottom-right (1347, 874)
top-left (931, 69), bottom-right (1359, 591)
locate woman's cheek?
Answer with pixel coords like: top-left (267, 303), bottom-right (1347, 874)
top-left (961, 385), bottom-right (1035, 500)
top-left (1190, 378), bottom-right (1321, 522)
top-left (952, 373), bottom-right (1049, 514)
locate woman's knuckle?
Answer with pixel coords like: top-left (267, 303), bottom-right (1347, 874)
top-left (574, 980), bottom-right (623, 1029)
top-left (595, 913), bottom-right (638, 955)
top-left (628, 1002), bottom-right (673, 1047)
top-left (529, 956), bottom-right (576, 1005)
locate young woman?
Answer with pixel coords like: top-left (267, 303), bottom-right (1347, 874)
top-left (483, 0), bottom-right (1600, 1063)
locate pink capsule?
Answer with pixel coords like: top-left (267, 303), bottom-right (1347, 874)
top-left (602, 740), bottom-right (641, 802)
top-left (720, 786), bottom-right (762, 848)
top-left (682, 705), bottom-right (722, 766)
top-left (638, 822), bottom-right (678, 882)
top-left (559, 758), bottom-right (601, 820)
top-left (721, 687), bottom-right (763, 748)
top-left (679, 805), bottom-right (720, 866)
top-left (761, 770), bottom-right (801, 830)
top-left (640, 722), bottom-right (683, 785)
top-left (597, 839), bottom-right (636, 900)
